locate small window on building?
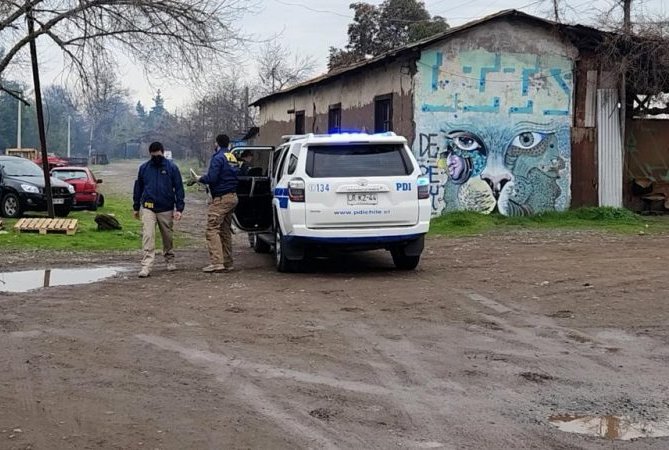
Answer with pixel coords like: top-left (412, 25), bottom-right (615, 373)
top-left (328, 103), bottom-right (342, 134)
top-left (295, 110), bottom-right (305, 134)
top-left (374, 94), bottom-right (393, 133)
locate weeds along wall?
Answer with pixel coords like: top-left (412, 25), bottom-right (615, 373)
top-left (413, 19), bottom-right (577, 217)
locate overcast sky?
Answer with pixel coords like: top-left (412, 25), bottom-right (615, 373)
top-left (36, 0), bottom-right (669, 110)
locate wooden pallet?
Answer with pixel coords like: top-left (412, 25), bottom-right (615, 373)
top-left (14, 218), bottom-right (78, 235)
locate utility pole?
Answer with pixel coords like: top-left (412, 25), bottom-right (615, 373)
top-left (623, 0), bottom-right (632, 33)
top-left (244, 86), bottom-right (250, 131)
top-left (27, 13), bottom-right (55, 218)
top-left (67, 115), bottom-right (71, 158)
top-left (620, 0), bottom-right (633, 153)
top-left (17, 95), bottom-right (22, 148)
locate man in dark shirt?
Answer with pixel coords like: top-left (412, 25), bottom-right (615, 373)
top-left (197, 134), bottom-right (239, 273)
top-left (133, 141), bottom-right (185, 278)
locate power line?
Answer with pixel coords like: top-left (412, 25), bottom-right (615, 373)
top-left (272, 0), bottom-right (351, 19)
top-left (271, 0), bottom-right (500, 24)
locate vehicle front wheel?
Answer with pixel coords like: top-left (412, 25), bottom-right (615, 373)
top-left (391, 247), bottom-right (421, 270)
top-left (1, 193), bottom-right (22, 218)
top-left (54, 206), bottom-right (71, 217)
top-left (97, 193), bottom-right (105, 208)
top-left (251, 233), bottom-right (272, 253)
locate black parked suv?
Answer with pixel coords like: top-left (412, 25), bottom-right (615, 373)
top-left (0, 155), bottom-right (75, 218)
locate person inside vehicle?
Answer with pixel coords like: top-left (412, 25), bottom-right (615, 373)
top-left (238, 150), bottom-right (253, 176)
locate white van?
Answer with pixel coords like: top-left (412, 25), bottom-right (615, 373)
top-left (232, 133), bottom-right (431, 272)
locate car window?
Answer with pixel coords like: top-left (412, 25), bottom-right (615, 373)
top-left (0, 159), bottom-right (44, 177)
top-left (52, 170), bottom-right (88, 180)
top-left (306, 144), bottom-right (412, 178)
top-left (276, 149), bottom-right (290, 181)
top-left (271, 148), bottom-right (286, 180)
top-left (287, 154), bottom-right (298, 175)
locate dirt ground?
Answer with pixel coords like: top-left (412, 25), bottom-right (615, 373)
top-left (1, 161), bottom-right (669, 449)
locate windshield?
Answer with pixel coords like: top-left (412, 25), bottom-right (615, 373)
top-left (52, 170), bottom-right (88, 181)
top-left (0, 158), bottom-right (44, 177)
top-left (306, 144), bottom-right (413, 178)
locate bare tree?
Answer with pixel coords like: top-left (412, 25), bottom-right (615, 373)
top-left (78, 66), bottom-right (129, 156)
top-left (181, 68), bottom-right (257, 164)
top-left (257, 40), bottom-right (316, 95)
top-left (0, 0), bottom-right (254, 97)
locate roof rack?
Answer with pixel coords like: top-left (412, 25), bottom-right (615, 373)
top-left (281, 131), bottom-right (398, 142)
top-left (281, 134), bottom-right (314, 142)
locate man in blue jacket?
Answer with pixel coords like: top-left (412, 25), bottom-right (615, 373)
top-left (133, 141), bottom-right (185, 278)
top-left (197, 134), bottom-right (239, 273)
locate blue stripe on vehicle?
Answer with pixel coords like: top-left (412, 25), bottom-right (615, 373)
top-left (274, 187), bottom-right (289, 208)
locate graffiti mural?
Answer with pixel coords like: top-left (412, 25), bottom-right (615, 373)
top-left (414, 49), bottom-right (573, 216)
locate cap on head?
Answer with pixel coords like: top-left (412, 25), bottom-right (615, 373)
top-left (149, 141), bottom-right (164, 154)
top-left (216, 134), bottom-right (230, 148)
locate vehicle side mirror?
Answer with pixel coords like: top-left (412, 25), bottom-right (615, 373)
top-left (96, 179), bottom-right (103, 184)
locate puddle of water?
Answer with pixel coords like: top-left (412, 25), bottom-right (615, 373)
top-left (550, 414), bottom-right (669, 440)
top-left (0, 267), bottom-right (126, 293)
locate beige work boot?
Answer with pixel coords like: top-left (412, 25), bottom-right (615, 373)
top-left (202, 264), bottom-right (226, 273)
top-left (166, 262), bottom-right (177, 271)
top-left (138, 268), bottom-right (150, 278)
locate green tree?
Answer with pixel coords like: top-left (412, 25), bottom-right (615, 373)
top-left (147, 90), bottom-right (167, 131)
top-left (328, 0), bottom-right (449, 70)
top-left (43, 85), bottom-right (87, 156)
top-left (0, 80), bottom-right (39, 152)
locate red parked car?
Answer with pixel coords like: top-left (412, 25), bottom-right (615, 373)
top-left (35, 154), bottom-right (69, 171)
top-left (50, 166), bottom-right (105, 210)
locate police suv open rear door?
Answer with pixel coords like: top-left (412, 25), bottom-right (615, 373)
top-left (230, 146), bottom-right (274, 233)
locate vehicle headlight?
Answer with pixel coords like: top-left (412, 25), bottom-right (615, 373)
top-left (67, 184), bottom-right (75, 194)
top-left (20, 183), bottom-right (40, 194)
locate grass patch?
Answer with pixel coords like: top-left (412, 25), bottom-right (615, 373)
top-left (0, 196), bottom-right (189, 251)
top-left (430, 207), bottom-right (669, 237)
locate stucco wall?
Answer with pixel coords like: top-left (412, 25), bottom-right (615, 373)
top-left (413, 19), bottom-right (578, 216)
top-left (254, 58), bottom-right (415, 146)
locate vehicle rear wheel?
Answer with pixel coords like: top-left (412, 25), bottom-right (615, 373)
top-left (274, 227), bottom-right (297, 272)
top-left (391, 247), bottom-right (421, 270)
top-left (251, 233), bottom-right (272, 253)
top-left (1, 193), bottom-right (22, 218)
top-left (54, 206), bottom-right (71, 218)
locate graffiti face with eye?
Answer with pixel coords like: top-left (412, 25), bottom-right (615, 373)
top-left (441, 125), bottom-right (565, 216)
top-left (443, 131), bottom-right (486, 185)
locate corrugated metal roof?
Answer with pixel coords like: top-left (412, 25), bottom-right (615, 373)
top-left (250, 9), bottom-right (605, 107)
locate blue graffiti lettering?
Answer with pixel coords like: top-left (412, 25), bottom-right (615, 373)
top-left (463, 97), bottom-right (500, 113)
top-left (478, 53), bottom-right (501, 93)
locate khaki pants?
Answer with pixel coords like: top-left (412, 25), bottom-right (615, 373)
top-left (206, 193), bottom-right (238, 267)
top-left (141, 208), bottom-right (174, 270)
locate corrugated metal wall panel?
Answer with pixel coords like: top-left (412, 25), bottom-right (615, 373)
top-left (597, 89), bottom-right (623, 207)
top-left (585, 71), bottom-right (598, 127)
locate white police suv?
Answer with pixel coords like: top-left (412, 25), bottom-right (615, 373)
top-left (232, 132), bottom-right (431, 272)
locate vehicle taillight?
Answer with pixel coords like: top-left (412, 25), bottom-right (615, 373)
top-left (417, 177), bottom-right (429, 199)
top-left (288, 178), bottom-right (305, 202)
